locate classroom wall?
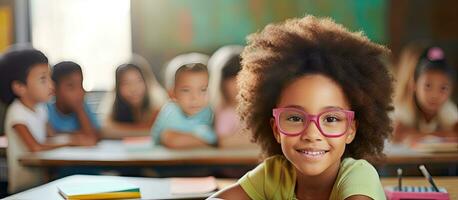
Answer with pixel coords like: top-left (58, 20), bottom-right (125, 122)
top-left (131, 0), bottom-right (387, 85)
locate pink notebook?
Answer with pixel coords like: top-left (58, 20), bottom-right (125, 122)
top-left (384, 186), bottom-right (449, 200)
top-left (170, 176), bottom-right (218, 195)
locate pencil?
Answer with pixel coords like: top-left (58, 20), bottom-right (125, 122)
top-left (397, 168), bottom-right (403, 191)
top-left (419, 165), bottom-right (440, 192)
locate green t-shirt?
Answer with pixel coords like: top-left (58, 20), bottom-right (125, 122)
top-left (238, 155), bottom-right (385, 200)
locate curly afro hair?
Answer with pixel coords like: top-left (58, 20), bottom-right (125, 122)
top-left (237, 15), bottom-right (393, 162)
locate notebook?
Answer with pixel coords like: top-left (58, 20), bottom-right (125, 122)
top-left (58, 179), bottom-right (141, 200)
top-left (170, 176), bottom-right (218, 195)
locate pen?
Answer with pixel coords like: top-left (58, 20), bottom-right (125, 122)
top-left (419, 165), bottom-right (440, 192)
top-left (397, 168), bottom-right (402, 191)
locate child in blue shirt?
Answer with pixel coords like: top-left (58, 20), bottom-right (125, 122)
top-left (151, 63), bottom-right (216, 148)
top-left (47, 61), bottom-right (99, 145)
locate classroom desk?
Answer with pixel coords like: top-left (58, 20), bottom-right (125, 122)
top-left (19, 140), bottom-right (457, 168)
top-left (2, 174), bottom-right (235, 200)
top-left (383, 143), bottom-right (458, 165)
top-left (4, 175), bottom-right (457, 200)
top-left (19, 140), bottom-right (262, 167)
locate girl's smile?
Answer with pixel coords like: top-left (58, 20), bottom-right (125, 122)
top-left (295, 148), bottom-right (330, 161)
top-left (272, 74), bottom-right (356, 177)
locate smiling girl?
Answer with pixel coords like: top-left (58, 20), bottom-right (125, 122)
top-left (210, 15), bottom-right (393, 200)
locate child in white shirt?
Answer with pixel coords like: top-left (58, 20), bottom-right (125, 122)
top-left (0, 48), bottom-right (70, 193)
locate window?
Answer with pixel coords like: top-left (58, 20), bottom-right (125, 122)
top-left (30, 0), bottom-right (132, 91)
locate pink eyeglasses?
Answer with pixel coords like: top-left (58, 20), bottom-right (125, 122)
top-left (272, 107), bottom-right (354, 137)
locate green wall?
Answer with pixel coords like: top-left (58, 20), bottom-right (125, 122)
top-left (131, 0), bottom-right (387, 83)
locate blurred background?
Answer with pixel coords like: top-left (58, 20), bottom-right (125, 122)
top-left (1, 0), bottom-right (456, 91)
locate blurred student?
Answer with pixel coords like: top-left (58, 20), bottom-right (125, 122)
top-left (393, 45), bottom-right (458, 145)
top-left (47, 61), bottom-right (98, 145)
top-left (208, 46), bottom-right (254, 148)
top-left (151, 61), bottom-right (217, 149)
top-left (102, 64), bottom-right (159, 138)
top-left (164, 53), bottom-right (209, 90)
top-left (0, 48), bottom-right (71, 193)
top-left (99, 55), bottom-right (167, 139)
